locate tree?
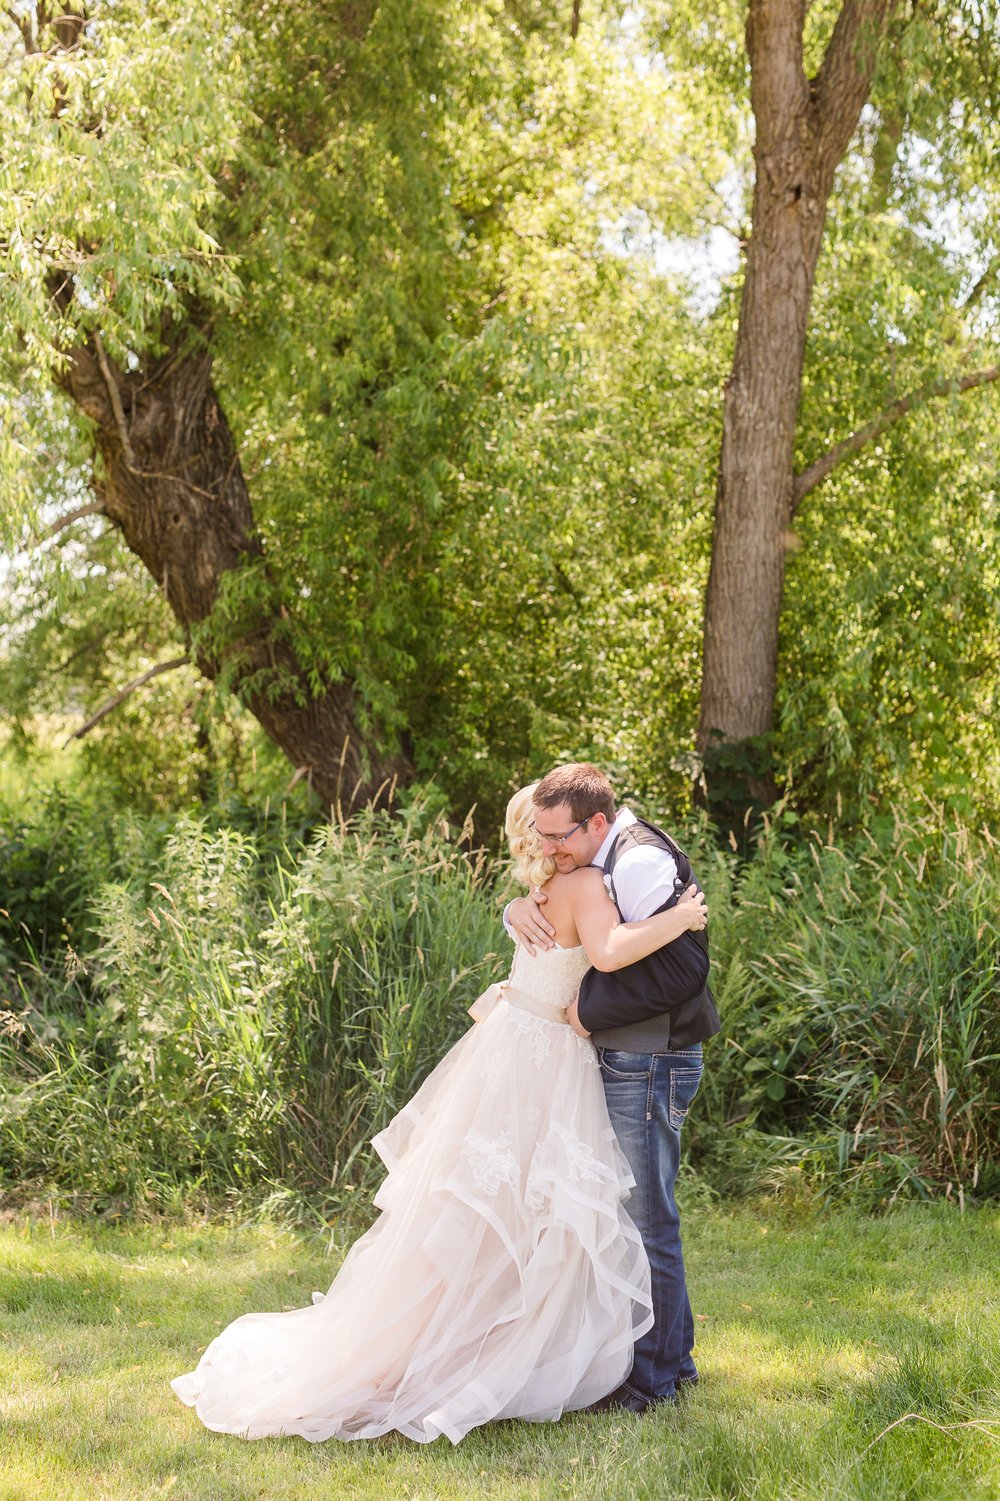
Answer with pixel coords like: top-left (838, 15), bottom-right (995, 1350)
top-left (3, 1), bottom-right (687, 817)
top-left (2, 0), bottom-right (724, 825)
top-left (690, 0), bottom-right (1000, 809)
top-left (3, 1), bottom-right (998, 829)
top-left (0, 0), bottom-right (408, 810)
top-left (1, 0), bottom-right (477, 808)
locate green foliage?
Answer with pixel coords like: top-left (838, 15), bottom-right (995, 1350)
top-left (1, 788), bottom-right (996, 1216)
top-left (2, 1207), bottom-right (998, 1500)
top-left (780, 91), bottom-right (1000, 819)
top-left (0, 785), bottom-right (115, 966)
top-left (0, 743), bottom-right (322, 1001)
top-left (5, 4), bottom-right (999, 1233)
top-left (0, 0), bottom-right (246, 526)
top-left (0, 796), bottom-right (503, 1211)
top-left (0, 0), bottom-right (732, 821)
top-left (0, 0), bottom-right (999, 842)
top-left (697, 804), bottom-right (1000, 1207)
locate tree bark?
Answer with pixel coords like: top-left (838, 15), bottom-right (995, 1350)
top-left (697, 0), bottom-right (897, 806)
top-left (57, 335), bottom-right (408, 810)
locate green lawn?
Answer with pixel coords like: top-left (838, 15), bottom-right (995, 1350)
top-left (0, 1202), bottom-right (997, 1501)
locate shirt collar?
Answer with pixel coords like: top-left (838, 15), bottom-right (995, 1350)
top-left (592, 806), bottom-right (636, 869)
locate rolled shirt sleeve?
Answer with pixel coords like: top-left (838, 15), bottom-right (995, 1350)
top-left (610, 845), bottom-right (678, 922)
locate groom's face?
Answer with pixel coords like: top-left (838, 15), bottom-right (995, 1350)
top-left (532, 799), bottom-right (608, 872)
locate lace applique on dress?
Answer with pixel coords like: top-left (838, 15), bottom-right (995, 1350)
top-left (474, 1038), bottom-right (507, 1085)
top-left (508, 943), bottom-right (591, 1010)
top-left (523, 1121), bottom-right (613, 1212)
top-left (500, 1001), bottom-right (553, 1068)
top-left (462, 1128), bottom-right (517, 1198)
top-left (553, 1124), bottom-right (607, 1185)
top-left (573, 1033), bottom-right (600, 1067)
top-left (524, 1171), bottom-right (547, 1215)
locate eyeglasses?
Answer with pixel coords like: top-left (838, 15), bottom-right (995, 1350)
top-left (530, 817), bottom-right (590, 847)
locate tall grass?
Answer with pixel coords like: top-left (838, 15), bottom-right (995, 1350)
top-left (1, 793), bottom-right (997, 1215)
top-left (695, 804), bottom-right (1000, 1206)
top-left (1, 800), bottom-right (503, 1215)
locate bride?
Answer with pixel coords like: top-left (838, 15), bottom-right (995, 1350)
top-left (171, 784), bottom-right (708, 1444)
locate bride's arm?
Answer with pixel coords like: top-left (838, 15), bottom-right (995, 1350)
top-left (572, 869), bottom-right (707, 973)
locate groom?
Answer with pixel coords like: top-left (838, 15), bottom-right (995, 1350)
top-left (505, 763), bottom-right (720, 1413)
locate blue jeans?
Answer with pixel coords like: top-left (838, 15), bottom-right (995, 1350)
top-left (598, 1044), bottom-right (704, 1405)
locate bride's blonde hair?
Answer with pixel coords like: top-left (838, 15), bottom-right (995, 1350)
top-left (505, 783), bottom-right (557, 892)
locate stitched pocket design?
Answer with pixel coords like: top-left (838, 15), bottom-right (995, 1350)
top-left (668, 1066), bottom-right (703, 1129)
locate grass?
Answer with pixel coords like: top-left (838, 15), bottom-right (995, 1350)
top-left (4, 797), bottom-right (999, 1212)
top-left (0, 1201), bottom-right (997, 1500)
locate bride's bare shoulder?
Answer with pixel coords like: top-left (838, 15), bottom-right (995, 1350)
top-left (544, 868), bottom-right (605, 899)
top-left (536, 870), bottom-right (603, 942)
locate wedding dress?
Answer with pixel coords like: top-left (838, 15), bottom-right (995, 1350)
top-left (171, 943), bottom-right (652, 1444)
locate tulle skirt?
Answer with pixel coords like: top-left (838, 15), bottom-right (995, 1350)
top-left (171, 998), bottom-right (652, 1444)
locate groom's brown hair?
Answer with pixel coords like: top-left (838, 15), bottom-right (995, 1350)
top-left (532, 764), bottom-right (615, 823)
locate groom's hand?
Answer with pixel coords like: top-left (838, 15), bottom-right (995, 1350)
top-left (508, 892), bottom-right (556, 956)
top-left (566, 994), bottom-right (591, 1038)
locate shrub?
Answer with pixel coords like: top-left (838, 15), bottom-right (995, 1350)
top-left (688, 806), bottom-right (1000, 1207)
top-left (1, 795), bottom-right (996, 1217)
top-left (0, 799), bottom-right (503, 1214)
top-left (0, 787), bottom-right (117, 967)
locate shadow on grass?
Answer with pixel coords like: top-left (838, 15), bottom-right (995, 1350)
top-left (2, 1206), bottom-right (998, 1501)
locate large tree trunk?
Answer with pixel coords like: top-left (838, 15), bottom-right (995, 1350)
top-left (697, 0), bottom-right (896, 811)
top-left (58, 334), bottom-right (408, 810)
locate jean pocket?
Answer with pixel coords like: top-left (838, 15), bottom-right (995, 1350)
top-left (599, 1050), bottom-right (652, 1080)
top-left (668, 1066), bottom-right (703, 1129)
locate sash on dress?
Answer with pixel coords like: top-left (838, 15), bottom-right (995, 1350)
top-left (468, 981), bottom-right (569, 1026)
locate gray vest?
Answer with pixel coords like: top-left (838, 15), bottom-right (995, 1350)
top-left (583, 818), bottom-right (720, 1052)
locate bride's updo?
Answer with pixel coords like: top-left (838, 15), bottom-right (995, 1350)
top-left (505, 783), bottom-right (557, 892)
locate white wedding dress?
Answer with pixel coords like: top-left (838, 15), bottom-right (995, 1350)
top-left (171, 944), bottom-right (652, 1444)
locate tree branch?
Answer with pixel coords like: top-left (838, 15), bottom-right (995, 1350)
top-left (4, 3), bottom-right (39, 52)
top-left (64, 654), bottom-right (191, 743)
top-left (793, 364), bottom-right (1000, 506)
top-left (813, 0), bottom-right (898, 178)
top-left (570, 0), bottom-right (581, 40)
top-left (36, 499), bottom-right (104, 544)
top-left (91, 330), bottom-right (136, 468)
top-left (959, 252), bottom-right (1000, 314)
top-left (746, 0), bottom-right (808, 154)
top-left (54, 632), bottom-right (115, 676)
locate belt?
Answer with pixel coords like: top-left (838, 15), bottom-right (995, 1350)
top-left (468, 981), bottom-right (569, 1026)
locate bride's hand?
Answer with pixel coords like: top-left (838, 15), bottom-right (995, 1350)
top-left (508, 891), bottom-right (556, 956)
top-left (677, 884), bottom-right (708, 931)
top-left (566, 993), bottom-right (591, 1039)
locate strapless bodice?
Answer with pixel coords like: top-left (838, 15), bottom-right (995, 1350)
top-left (507, 943), bottom-right (591, 1010)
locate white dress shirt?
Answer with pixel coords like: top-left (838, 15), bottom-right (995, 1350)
top-left (592, 808), bottom-right (677, 923)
